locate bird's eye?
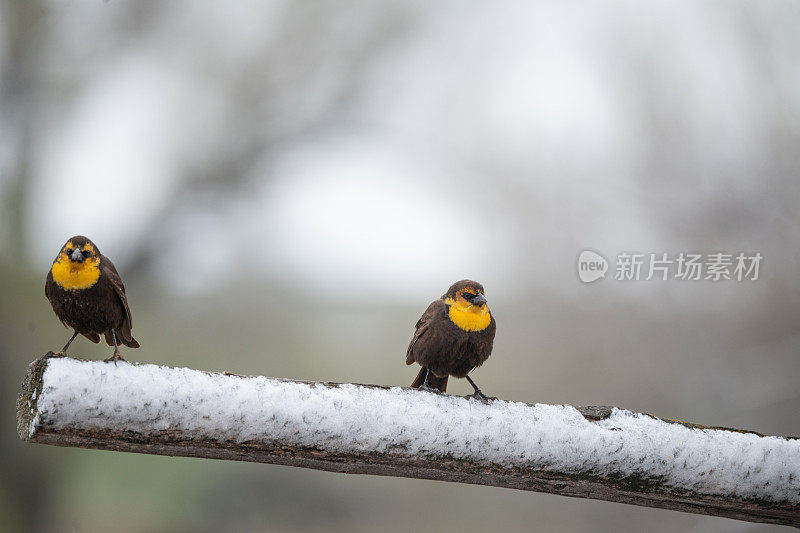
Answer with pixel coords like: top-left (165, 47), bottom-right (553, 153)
top-left (82, 249), bottom-right (90, 255)
top-left (463, 292), bottom-right (475, 300)
top-left (65, 248), bottom-right (73, 255)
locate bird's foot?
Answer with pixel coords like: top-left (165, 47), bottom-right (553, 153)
top-left (103, 352), bottom-right (126, 364)
top-left (44, 351), bottom-right (66, 359)
top-left (418, 384), bottom-right (441, 394)
top-left (466, 390), bottom-right (496, 403)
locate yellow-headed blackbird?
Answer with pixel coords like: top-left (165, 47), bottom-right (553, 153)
top-left (45, 235), bottom-right (139, 362)
top-left (406, 280), bottom-right (496, 398)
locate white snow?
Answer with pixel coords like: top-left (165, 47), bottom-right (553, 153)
top-left (33, 358), bottom-right (800, 503)
top-left (28, 412), bottom-right (40, 439)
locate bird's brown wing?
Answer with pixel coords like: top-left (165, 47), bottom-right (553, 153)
top-left (44, 269), bottom-right (67, 328)
top-left (406, 299), bottom-right (446, 365)
top-left (45, 269), bottom-right (54, 302)
top-left (101, 255), bottom-right (139, 348)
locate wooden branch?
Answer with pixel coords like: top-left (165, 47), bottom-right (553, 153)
top-left (17, 355), bottom-right (800, 527)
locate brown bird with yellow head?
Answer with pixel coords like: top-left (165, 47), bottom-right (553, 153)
top-left (45, 235), bottom-right (139, 362)
top-left (406, 280), bottom-right (496, 399)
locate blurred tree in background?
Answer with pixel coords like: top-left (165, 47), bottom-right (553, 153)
top-left (1, 2), bottom-right (799, 532)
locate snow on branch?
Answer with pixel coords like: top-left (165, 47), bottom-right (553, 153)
top-left (16, 355), bottom-right (800, 527)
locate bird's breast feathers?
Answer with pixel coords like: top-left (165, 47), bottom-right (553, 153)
top-left (444, 298), bottom-right (491, 332)
top-left (51, 254), bottom-right (101, 290)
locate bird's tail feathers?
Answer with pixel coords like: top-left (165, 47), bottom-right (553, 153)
top-left (410, 367), bottom-right (448, 393)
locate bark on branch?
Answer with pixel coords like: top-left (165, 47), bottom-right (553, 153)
top-left (16, 355), bottom-right (800, 527)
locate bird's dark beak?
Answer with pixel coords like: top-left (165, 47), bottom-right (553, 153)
top-left (70, 248), bottom-right (85, 263)
top-left (471, 293), bottom-right (487, 305)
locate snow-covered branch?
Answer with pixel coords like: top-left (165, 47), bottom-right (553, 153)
top-left (16, 355), bottom-right (800, 527)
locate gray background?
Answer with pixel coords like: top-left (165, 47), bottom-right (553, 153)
top-left (1, 2), bottom-right (798, 531)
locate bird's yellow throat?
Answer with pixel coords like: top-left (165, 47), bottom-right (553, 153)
top-left (444, 298), bottom-right (491, 332)
top-left (51, 255), bottom-right (101, 290)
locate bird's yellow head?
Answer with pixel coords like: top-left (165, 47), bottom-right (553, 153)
top-left (51, 235), bottom-right (101, 290)
top-left (443, 279), bottom-right (491, 332)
